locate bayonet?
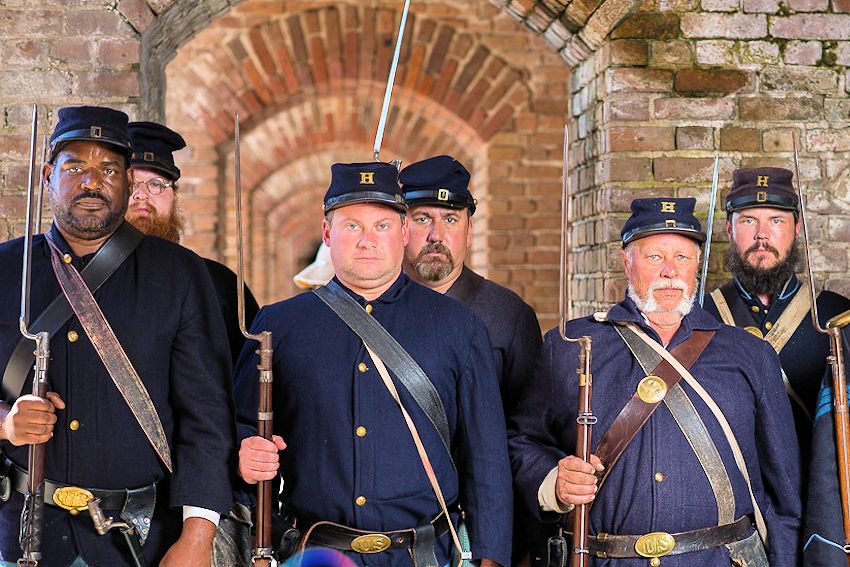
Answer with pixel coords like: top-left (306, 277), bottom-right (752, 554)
top-left (698, 156), bottom-right (720, 307)
top-left (372, 0), bottom-right (411, 162)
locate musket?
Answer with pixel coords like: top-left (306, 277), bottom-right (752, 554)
top-left (372, 0), bottom-right (411, 162)
top-left (698, 156), bottom-right (720, 307)
top-left (793, 135), bottom-right (850, 565)
top-left (235, 114), bottom-right (276, 567)
top-left (17, 105), bottom-right (49, 567)
top-left (560, 125), bottom-right (596, 567)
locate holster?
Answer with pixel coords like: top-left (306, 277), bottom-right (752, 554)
top-left (725, 530), bottom-right (769, 567)
top-left (271, 511), bottom-right (301, 560)
top-left (545, 534), bottom-right (568, 567)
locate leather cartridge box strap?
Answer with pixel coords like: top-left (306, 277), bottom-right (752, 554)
top-left (44, 234), bottom-right (172, 473)
top-left (313, 280), bottom-right (453, 466)
top-left (2, 222), bottom-right (145, 402)
top-left (614, 325), bottom-right (736, 525)
top-left (593, 329), bottom-right (715, 489)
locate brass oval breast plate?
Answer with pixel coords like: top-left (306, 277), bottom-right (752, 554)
top-left (637, 375), bottom-right (668, 404)
top-left (634, 532), bottom-right (676, 558)
top-left (52, 486), bottom-right (94, 514)
top-left (743, 326), bottom-right (764, 339)
top-left (351, 533), bottom-right (392, 553)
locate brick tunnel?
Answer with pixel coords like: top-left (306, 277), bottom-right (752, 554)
top-left (1, 0), bottom-right (850, 330)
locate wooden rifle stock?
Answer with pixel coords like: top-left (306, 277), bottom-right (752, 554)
top-left (253, 332), bottom-right (274, 566)
top-left (571, 338), bottom-right (594, 567)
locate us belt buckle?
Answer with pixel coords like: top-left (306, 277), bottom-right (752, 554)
top-left (52, 486), bottom-right (95, 516)
top-left (635, 532), bottom-right (675, 566)
top-left (351, 533), bottom-right (392, 553)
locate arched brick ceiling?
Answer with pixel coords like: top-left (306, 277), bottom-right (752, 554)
top-left (167, 5), bottom-right (531, 150)
top-left (210, 91), bottom-right (480, 196)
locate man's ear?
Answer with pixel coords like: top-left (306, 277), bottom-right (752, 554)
top-left (466, 213), bottom-right (474, 248)
top-left (41, 162), bottom-right (53, 191)
top-left (321, 217), bottom-right (331, 247)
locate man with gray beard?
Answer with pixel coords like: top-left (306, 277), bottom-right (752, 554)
top-left (509, 197), bottom-right (800, 566)
top-left (400, 155), bottom-right (541, 418)
top-left (400, 155), bottom-right (542, 566)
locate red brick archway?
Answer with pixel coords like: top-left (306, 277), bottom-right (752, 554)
top-left (161, 2), bottom-right (570, 326)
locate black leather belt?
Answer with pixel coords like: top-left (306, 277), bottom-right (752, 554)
top-left (589, 516), bottom-right (753, 559)
top-left (9, 463), bottom-right (141, 513)
top-left (302, 512), bottom-right (451, 553)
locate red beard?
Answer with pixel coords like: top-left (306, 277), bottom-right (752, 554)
top-left (126, 204), bottom-right (184, 243)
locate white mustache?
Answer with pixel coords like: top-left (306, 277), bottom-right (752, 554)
top-left (647, 278), bottom-right (689, 294)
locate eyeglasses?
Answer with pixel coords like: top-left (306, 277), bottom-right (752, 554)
top-left (132, 178), bottom-right (173, 195)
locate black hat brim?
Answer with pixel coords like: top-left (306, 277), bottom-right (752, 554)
top-left (622, 225), bottom-right (707, 247)
top-left (324, 191), bottom-right (407, 213)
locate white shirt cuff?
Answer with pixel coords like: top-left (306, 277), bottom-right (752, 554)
top-left (182, 505), bottom-right (220, 527)
top-left (538, 466), bottom-right (575, 514)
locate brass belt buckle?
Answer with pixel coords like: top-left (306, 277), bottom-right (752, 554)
top-left (635, 532), bottom-right (675, 566)
top-left (351, 533), bottom-right (391, 553)
top-left (52, 486), bottom-right (95, 516)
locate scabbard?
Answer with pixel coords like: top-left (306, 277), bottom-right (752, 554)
top-left (122, 529), bottom-right (147, 567)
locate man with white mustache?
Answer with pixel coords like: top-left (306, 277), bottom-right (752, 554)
top-left (509, 197), bottom-right (800, 566)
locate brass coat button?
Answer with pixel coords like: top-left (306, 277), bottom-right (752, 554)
top-left (750, 305), bottom-right (759, 313)
top-left (63, 254), bottom-right (72, 264)
top-left (356, 426), bottom-right (367, 437)
top-left (654, 472), bottom-right (665, 482)
top-left (355, 496), bottom-right (366, 506)
top-left (765, 321), bottom-right (773, 330)
top-left (365, 304), bottom-right (373, 314)
top-left (69, 420), bottom-right (80, 431)
top-left (67, 331), bottom-right (79, 343)
top-left (358, 362), bottom-right (368, 373)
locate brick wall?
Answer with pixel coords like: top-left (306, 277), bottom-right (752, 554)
top-left (2, 0), bottom-right (849, 332)
top-left (504, 0), bottom-right (850, 313)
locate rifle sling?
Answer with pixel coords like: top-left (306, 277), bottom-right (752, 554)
top-left (3, 222), bottom-right (144, 402)
top-left (594, 329), bottom-right (714, 489)
top-left (313, 281), bottom-right (454, 468)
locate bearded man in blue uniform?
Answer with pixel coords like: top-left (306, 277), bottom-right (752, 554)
top-left (509, 197), bottom-right (801, 566)
top-left (0, 106), bottom-right (235, 566)
top-left (702, 167), bottom-right (850, 462)
top-left (235, 161), bottom-right (512, 566)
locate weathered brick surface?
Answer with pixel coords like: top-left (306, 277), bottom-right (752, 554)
top-left (2, 0), bottom-right (850, 313)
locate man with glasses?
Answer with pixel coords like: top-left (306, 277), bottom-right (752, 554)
top-left (0, 106), bottom-right (235, 566)
top-left (125, 121), bottom-right (259, 364)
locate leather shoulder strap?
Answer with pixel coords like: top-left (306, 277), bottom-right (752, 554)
top-left (2, 223), bottom-right (145, 402)
top-left (623, 321), bottom-right (769, 547)
top-left (764, 283), bottom-right (810, 354)
top-left (710, 288), bottom-right (736, 326)
top-left (313, 281), bottom-right (453, 465)
top-left (594, 327), bottom-right (715, 488)
top-left (45, 236), bottom-right (172, 472)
